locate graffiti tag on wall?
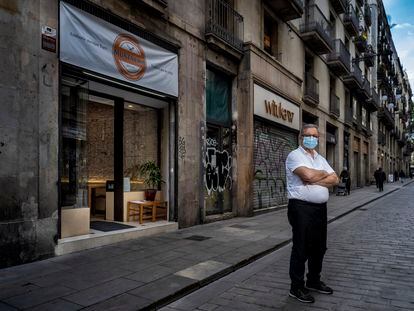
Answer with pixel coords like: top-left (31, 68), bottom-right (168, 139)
top-left (178, 136), bottom-right (186, 160)
top-left (204, 138), bottom-right (232, 196)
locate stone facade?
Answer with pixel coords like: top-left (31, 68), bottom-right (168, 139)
top-left (0, 0), bottom-right (412, 267)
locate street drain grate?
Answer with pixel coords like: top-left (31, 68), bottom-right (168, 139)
top-left (185, 235), bottom-right (211, 241)
top-left (229, 224), bottom-right (251, 229)
top-left (359, 208), bottom-right (368, 211)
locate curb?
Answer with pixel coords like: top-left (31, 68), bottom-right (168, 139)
top-left (144, 181), bottom-right (413, 310)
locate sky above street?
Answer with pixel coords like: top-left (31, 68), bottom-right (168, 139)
top-left (383, 0), bottom-right (414, 93)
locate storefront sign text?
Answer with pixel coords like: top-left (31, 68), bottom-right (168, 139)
top-left (264, 100), bottom-right (294, 123)
top-left (253, 84), bottom-right (300, 130)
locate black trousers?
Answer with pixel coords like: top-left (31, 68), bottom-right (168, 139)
top-left (288, 199), bottom-right (327, 290)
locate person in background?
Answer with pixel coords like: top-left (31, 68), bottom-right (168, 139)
top-left (394, 170), bottom-right (399, 183)
top-left (409, 170), bottom-right (413, 179)
top-left (399, 169), bottom-right (406, 183)
top-left (339, 167), bottom-right (351, 195)
top-left (285, 124), bottom-right (339, 304)
top-left (375, 167), bottom-right (386, 192)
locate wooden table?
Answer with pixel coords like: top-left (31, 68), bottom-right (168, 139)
top-left (127, 200), bottom-right (167, 224)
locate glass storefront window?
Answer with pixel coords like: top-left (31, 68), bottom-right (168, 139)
top-left (60, 76), bottom-right (115, 217)
top-left (123, 103), bottom-right (160, 192)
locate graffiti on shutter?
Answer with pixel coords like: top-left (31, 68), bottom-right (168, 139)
top-left (253, 119), bottom-right (297, 210)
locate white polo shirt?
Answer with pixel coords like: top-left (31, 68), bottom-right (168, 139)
top-left (286, 146), bottom-right (335, 204)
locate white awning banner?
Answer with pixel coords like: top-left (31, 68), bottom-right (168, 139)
top-left (60, 2), bottom-right (178, 97)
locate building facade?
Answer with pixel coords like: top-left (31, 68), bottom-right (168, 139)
top-left (0, 0), bottom-right (412, 267)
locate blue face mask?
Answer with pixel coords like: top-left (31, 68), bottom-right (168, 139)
top-left (303, 136), bottom-right (318, 149)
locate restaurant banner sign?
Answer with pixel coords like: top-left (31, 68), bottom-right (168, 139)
top-left (60, 2), bottom-right (178, 97)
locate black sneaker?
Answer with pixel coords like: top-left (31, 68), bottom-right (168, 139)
top-left (289, 287), bottom-right (315, 303)
top-left (305, 281), bottom-right (333, 294)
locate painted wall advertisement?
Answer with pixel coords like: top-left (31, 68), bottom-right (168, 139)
top-left (60, 2), bottom-right (178, 97)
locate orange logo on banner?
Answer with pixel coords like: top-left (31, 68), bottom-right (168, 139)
top-left (113, 34), bottom-right (146, 81)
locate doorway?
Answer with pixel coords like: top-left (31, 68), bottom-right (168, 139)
top-left (59, 71), bottom-right (172, 238)
top-left (353, 151), bottom-right (361, 187)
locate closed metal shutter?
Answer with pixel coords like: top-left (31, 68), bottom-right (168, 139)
top-left (253, 118), bottom-right (298, 210)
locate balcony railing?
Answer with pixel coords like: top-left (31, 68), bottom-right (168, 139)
top-left (378, 106), bottom-right (395, 129)
top-left (329, 93), bottom-right (340, 118)
top-left (398, 131), bottom-right (406, 146)
top-left (344, 4), bottom-right (359, 36)
top-left (265, 0), bottom-right (304, 21)
top-left (354, 33), bottom-right (368, 52)
top-left (327, 39), bottom-right (351, 76)
top-left (357, 76), bottom-right (371, 101)
top-left (365, 88), bottom-right (379, 111)
top-left (364, 48), bottom-right (375, 67)
top-left (330, 0), bottom-right (346, 14)
top-left (345, 107), bottom-right (353, 126)
top-left (303, 72), bottom-right (319, 106)
top-left (300, 4), bottom-right (333, 54)
top-left (378, 131), bottom-right (386, 146)
top-left (343, 61), bottom-right (363, 88)
top-left (206, 0), bottom-right (244, 52)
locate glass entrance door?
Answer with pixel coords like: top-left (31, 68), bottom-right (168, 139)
top-left (60, 76), bottom-right (118, 237)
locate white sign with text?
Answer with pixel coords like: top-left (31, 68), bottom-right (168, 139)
top-left (60, 2), bottom-right (178, 97)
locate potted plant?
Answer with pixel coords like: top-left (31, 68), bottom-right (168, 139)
top-left (138, 161), bottom-right (164, 201)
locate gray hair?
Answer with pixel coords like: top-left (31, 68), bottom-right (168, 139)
top-left (300, 123), bottom-right (319, 135)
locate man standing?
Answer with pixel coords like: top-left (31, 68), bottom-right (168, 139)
top-left (285, 124), bottom-right (339, 303)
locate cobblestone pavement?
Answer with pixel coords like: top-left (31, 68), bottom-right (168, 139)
top-left (163, 183), bottom-right (414, 311)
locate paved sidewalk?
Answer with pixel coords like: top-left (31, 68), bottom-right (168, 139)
top-left (0, 181), bottom-right (412, 310)
top-left (163, 182), bottom-right (414, 311)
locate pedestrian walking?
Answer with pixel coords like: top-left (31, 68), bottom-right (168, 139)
top-left (394, 170), bottom-right (399, 183)
top-left (374, 168), bottom-right (380, 188)
top-left (375, 167), bottom-right (386, 192)
top-left (399, 169), bottom-right (406, 183)
top-left (410, 170), bottom-right (413, 179)
top-left (285, 124), bottom-right (339, 303)
top-left (339, 167), bottom-right (351, 195)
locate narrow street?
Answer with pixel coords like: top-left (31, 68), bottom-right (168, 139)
top-left (163, 183), bottom-right (414, 311)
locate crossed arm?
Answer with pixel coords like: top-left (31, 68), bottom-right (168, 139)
top-left (293, 166), bottom-right (339, 188)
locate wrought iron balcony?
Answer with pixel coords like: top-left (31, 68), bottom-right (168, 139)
top-left (381, 53), bottom-right (392, 69)
top-left (357, 76), bottom-right (371, 101)
top-left (398, 131), bottom-right (406, 146)
top-left (330, 0), bottom-right (346, 14)
top-left (329, 93), bottom-right (340, 118)
top-left (345, 107), bottom-right (353, 127)
top-left (365, 88), bottom-right (379, 111)
top-left (303, 72), bottom-right (319, 106)
top-left (354, 116), bottom-right (362, 132)
top-left (343, 62), bottom-right (363, 89)
top-left (378, 131), bottom-right (386, 146)
top-left (344, 4), bottom-right (359, 37)
top-left (363, 125), bottom-right (373, 137)
top-left (206, 0), bottom-right (244, 57)
top-left (377, 64), bottom-right (386, 81)
top-left (364, 47), bottom-right (375, 67)
top-left (327, 39), bottom-right (350, 76)
top-left (378, 106), bottom-right (395, 129)
top-left (265, 0), bottom-right (304, 22)
top-left (300, 4), bottom-right (333, 55)
top-left (354, 33), bottom-right (368, 53)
